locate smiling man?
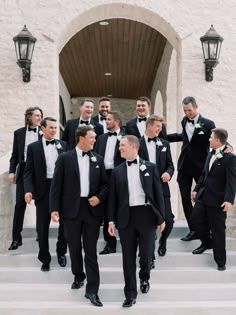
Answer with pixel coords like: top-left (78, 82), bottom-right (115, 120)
top-left (93, 96), bottom-right (112, 133)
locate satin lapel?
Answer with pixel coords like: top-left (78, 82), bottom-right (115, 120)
top-left (71, 149), bottom-right (80, 180)
top-left (134, 122), bottom-right (141, 137)
top-left (121, 162), bottom-right (129, 192)
top-left (140, 138), bottom-right (149, 160)
top-left (55, 140), bottom-right (64, 155)
top-left (182, 118), bottom-right (189, 142)
top-left (103, 134), bottom-right (109, 155)
top-left (156, 145), bottom-right (161, 164)
top-left (39, 139), bottom-right (46, 165)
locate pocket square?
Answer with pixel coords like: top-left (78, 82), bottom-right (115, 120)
top-left (95, 165), bottom-right (99, 168)
top-left (198, 131), bottom-right (205, 135)
top-left (161, 147), bottom-right (167, 152)
top-left (144, 173), bottom-right (150, 176)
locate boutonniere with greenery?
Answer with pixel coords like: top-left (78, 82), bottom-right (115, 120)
top-left (215, 151), bottom-right (224, 160)
top-left (117, 131), bottom-right (125, 142)
top-left (139, 164), bottom-right (147, 172)
top-left (56, 143), bottom-right (62, 149)
top-left (90, 152), bottom-right (97, 163)
top-left (156, 138), bottom-right (163, 146)
top-left (195, 122), bottom-right (204, 129)
top-left (39, 129), bottom-right (43, 136)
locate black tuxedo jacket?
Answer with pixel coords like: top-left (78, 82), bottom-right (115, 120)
top-left (9, 127), bottom-right (41, 174)
top-left (108, 159), bottom-right (165, 229)
top-left (94, 128), bottom-right (125, 167)
top-left (167, 115), bottom-right (215, 176)
top-left (125, 117), bottom-right (167, 140)
top-left (139, 137), bottom-right (174, 197)
top-left (61, 118), bottom-right (104, 150)
top-left (24, 139), bottom-right (67, 201)
top-left (92, 115), bottom-right (99, 124)
top-left (194, 150), bottom-right (236, 207)
top-left (49, 149), bottom-right (108, 219)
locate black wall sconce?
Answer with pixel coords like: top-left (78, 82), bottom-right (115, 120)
top-left (13, 25), bottom-right (37, 82)
top-left (200, 25), bottom-right (223, 82)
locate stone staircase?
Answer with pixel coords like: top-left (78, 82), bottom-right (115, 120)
top-left (0, 221), bottom-right (236, 314)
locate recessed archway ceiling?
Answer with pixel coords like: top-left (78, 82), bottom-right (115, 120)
top-left (59, 18), bottom-right (167, 99)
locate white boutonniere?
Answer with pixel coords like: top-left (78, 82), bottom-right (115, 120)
top-left (215, 151), bottom-right (224, 160)
top-left (140, 164), bottom-right (147, 172)
top-left (195, 122), bottom-right (204, 129)
top-left (89, 124), bottom-right (95, 128)
top-left (39, 130), bottom-right (43, 136)
top-left (56, 143), bottom-right (62, 149)
top-left (117, 135), bottom-right (123, 141)
top-left (91, 156), bottom-right (97, 162)
top-left (156, 139), bottom-right (163, 146)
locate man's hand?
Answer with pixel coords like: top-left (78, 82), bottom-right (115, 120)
top-left (88, 196), bottom-right (100, 207)
top-left (25, 192), bottom-right (32, 204)
top-left (224, 145), bottom-right (233, 153)
top-left (221, 201), bottom-right (232, 212)
top-left (108, 223), bottom-right (116, 236)
top-left (9, 173), bottom-right (15, 184)
top-left (161, 172), bottom-right (171, 183)
top-left (191, 191), bottom-right (197, 202)
top-left (157, 221), bottom-right (166, 233)
top-left (51, 211), bottom-right (60, 222)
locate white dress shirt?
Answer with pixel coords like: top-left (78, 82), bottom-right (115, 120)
top-left (24, 126), bottom-right (39, 161)
top-left (76, 147), bottom-right (90, 197)
top-left (185, 114), bottom-right (199, 141)
top-left (42, 138), bottom-right (58, 179)
top-left (144, 134), bottom-right (156, 164)
top-left (104, 128), bottom-right (120, 170)
top-left (98, 114), bottom-right (108, 133)
top-left (127, 156), bottom-right (146, 206)
top-left (209, 145), bottom-right (225, 170)
top-left (137, 115), bottom-right (149, 137)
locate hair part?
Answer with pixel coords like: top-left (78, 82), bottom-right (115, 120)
top-left (107, 111), bottom-right (123, 127)
top-left (136, 96), bottom-right (151, 106)
top-left (40, 117), bottom-right (57, 128)
top-left (24, 106), bottom-right (43, 126)
top-left (122, 135), bottom-right (140, 150)
top-left (146, 114), bottom-right (165, 126)
top-left (75, 125), bottom-right (95, 144)
top-left (80, 98), bottom-right (95, 106)
top-left (212, 128), bottom-right (228, 144)
top-left (99, 96), bottom-right (111, 104)
top-left (182, 96), bottom-right (197, 107)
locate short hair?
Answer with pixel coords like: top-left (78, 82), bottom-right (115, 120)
top-left (211, 128), bottom-right (228, 144)
top-left (107, 111), bottom-right (123, 127)
top-left (99, 96), bottom-right (111, 104)
top-left (24, 106), bottom-right (43, 126)
top-left (40, 117), bottom-right (57, 128)
top-left (80, 98), bottom-right (95, 106)
top-left (75, 125), bottom-right (95, 144)
top-left (182, 96), bottom-right (197, 107)
top-left (136, 96), bottom-right (151, 106)
top-left (146, 115), bottom-right (165, 126)
top-left (122, 135), bottom-right (140, 150)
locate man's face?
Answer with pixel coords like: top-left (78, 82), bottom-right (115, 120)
top-left (119, 138), bottom-right (132, 159)
top-left (136, 100), bottom-right (150, 117)
top-left (41, 120), bottom-right (57, 140)
top-left (30, 109), bottom-right (42, 127)
top-left (209, 132), bottom-right (220, 149)
top-left (183, 103), bottom-right (198, 119)
top-left (80, 101), bottom-right (94, 119)
top-left (98, 101), bottom-right (111, 117)
top-left (80, 130), bottom-right (96, 151)
top-left (146, 121), bottom-right (162, 137)
top-left (106, 113), bottom-right (117, 131)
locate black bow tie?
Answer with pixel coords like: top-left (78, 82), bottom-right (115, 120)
top-left (80, 120), bottom-right (89, 125)
top-left (28, 127), bottom-right (37, 132)
top-left (127, 159), bottom-right (137, 166)
top-left (210, 149), bottom-right (216, 156)
top-left (100, 116), bottom-right (107, 121)
top-left (186, 118), bottom-right (195, 125)
top-left (82, 151), bottom-right (91, 157)
top-left (108, 131), bottom-right (117, 137)
top-left (148, 137), bottom-right (156, 142)
top-left (46, 139), bottom-right (55, 146)
top-left (138, 117), bottom-right (147, 122)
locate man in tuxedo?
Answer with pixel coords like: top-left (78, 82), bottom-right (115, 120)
top-left (108, 135), bottom-right (165, 308)
top-left (125, 96), bottom-right (167, 140)
top-left (62, 98), bottom-right (103, 150)
top-left (94, 111), bottom-right (125, 254)
top-left (190, 128), bottom-right (236, 271)
top-left (8, 106), bottom-right (43, 250)
top-left (93, 96), bottom-right (111, 133)
top-left (24, 117), bottom-right (67, 272)
top-left (167, 96), bottom-right (216, 241)
top-left (50, 125), bottom-right (108, 307)
top-left (139, 115), bottom-right (174, 258)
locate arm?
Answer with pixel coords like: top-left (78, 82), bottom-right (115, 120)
top-left (24, 145), bottom-right (34, 200)
top-left (49, 154), bottom-right (64, 213)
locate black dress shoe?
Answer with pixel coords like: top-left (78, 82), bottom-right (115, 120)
top-left (41, 263), bottom-right (50, 272)
top-left (8, 240), bottom-right (22, 250)
top-left (217, 265), bottom-right (226, 271)
top-left (122, 297), bottom-right (136, 308)
top-left (99, 246), bottom-right (116, 255)
top-left (158, 244), bottom-right (167, 256)
top-left (57, 255), bottom-right (67, 267)
top-left (181, 231), bottom-right (199, 241)
top-left (140, 280), bottom-right (150, 294)
top-left (192, 244), bottom-right (212, 255)
top-left (85, 293), bottom-right (103, 307)
top-left (71, 280), bottom-right (84, 289)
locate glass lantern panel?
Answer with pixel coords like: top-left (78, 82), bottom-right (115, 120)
top-left (19, 40), bottom-right (29, 60)
top-left (27, 41), bottom-right (35, 60)
top-left (208, 40), bottom-right (218, 60)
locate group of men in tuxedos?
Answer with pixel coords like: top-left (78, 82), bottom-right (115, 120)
top-left (8, 95), bottom-right (236, 308)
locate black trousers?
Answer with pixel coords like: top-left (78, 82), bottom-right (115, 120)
top-left (191, 199), bottom-right (227, 266)
top-left (12, 173), bottom-right (27, 242)
top-left (119, 205), bottom-right (156, 299)
top-left (35, 180), bottom-right (67, 264)
top-left (177, 170), bottom-right (200, 229)
top-left (63, 198), bottom-right (102, 294)
top-left (159, 196), bottom-right (174, 244)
